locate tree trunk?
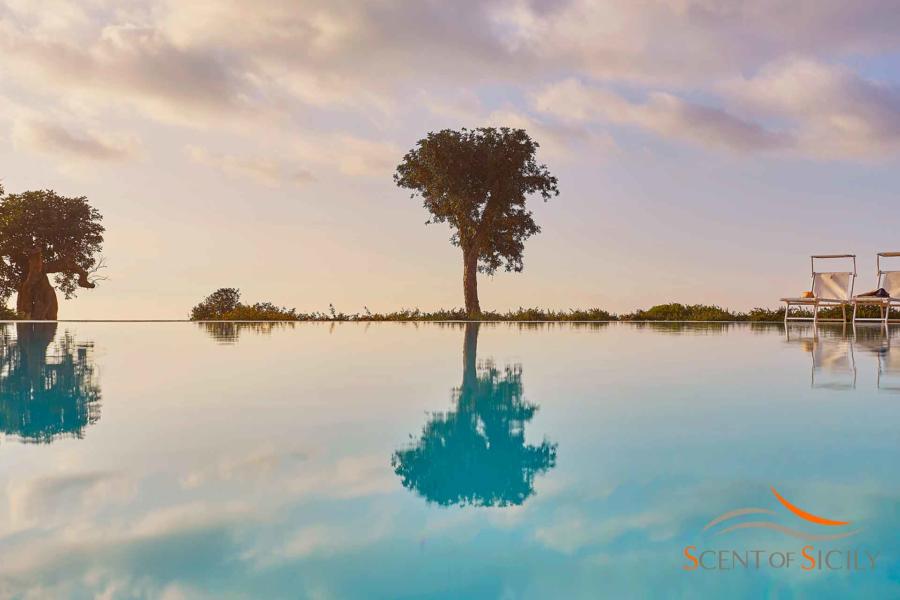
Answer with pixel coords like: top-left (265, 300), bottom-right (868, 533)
top-left (463, 249), bottom-right (481, 319)
top-left (16, 250), bottom-right (58, 320)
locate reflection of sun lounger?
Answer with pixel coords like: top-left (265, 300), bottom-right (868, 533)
top-left (877, 337), bottom-right (900, 392)
top-left (782, 255), bottom-right (856, 323)
top-left (852, 252), bottom-right (900, 324)
top-left (785, 323), bottom-right (856, 390)
top-left (853, 325), bottom-right (890, 356)
top-left (811, 338), bottom-right (856, 390)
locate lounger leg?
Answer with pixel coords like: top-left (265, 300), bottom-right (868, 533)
top-left (842, 304), bottom-right (847, 323)
top-left (853, 302), bottom-right (858, 323)
top-left (813, 303), bottom-right (819, 324)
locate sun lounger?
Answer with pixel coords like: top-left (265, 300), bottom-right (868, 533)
top-left (781, 255), bottom-right (856, 323)
top-left (851, 252), bottom-right (900, 324)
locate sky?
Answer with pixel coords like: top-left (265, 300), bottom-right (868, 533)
top-left (1, 0), bottom-right (900, 319)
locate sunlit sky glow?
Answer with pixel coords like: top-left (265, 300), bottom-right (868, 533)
top-left (2, 1), bottom-right (900, 318)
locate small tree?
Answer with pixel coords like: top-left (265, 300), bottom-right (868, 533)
top-left (395, 128), bottom-right (559, 318)
top-left (189, 288), bottom-right (299, 320)
top-left (190, 288), bottom-right (241, 320)
top-left (0, 186), bottom-right (105, 319)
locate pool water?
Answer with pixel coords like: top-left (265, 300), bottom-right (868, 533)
top-left (0, 321), bottom-right (897, 599)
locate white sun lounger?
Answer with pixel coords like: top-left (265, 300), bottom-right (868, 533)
top-left (851, 252), bottom-right (900, 324)
top-left (781, 255), bottom-right (856, 324)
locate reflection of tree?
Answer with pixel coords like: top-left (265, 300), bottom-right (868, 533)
top-left (198, 321), bottom-right (296, 344)
top-left (629, 322), bottom-right (734, 335)
top-left (0, 323), bottom-right (101, 443)
top-left (393, 323), bottom-right (557, 507)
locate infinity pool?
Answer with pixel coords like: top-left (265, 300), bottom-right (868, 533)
top-left (0, 322), bottom-right (897, 598)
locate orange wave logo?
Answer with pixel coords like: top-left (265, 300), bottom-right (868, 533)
top-left (702, 486), bottom-right (860, 542)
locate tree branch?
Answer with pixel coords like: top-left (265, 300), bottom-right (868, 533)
top-left (42, 257), bottom-right (97, 288)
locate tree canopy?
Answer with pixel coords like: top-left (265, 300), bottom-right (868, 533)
top-left (0, 188), bottom-right (104, 314)
top-left (395, 127), bottom-right (559, 317)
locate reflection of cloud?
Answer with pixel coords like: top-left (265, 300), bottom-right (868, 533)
top-left (0, 467), bottom-right (894, 599)
top-left (181, 449), bottom-right (392, 500)
top-left (0, 498), bottom-right (253, 593)
top-left (180, 447), bottom-right (309, 489)
top-left (7, 471), bottom-right (133, 530)
top-left (535, 509), bottom-right (680, 554)
top-left (284, 454), bottom-right (396, 500)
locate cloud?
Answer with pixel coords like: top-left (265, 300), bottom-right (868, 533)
top-left (533, 79), bottom-right (791, 153)
top-left (495, 0), bottom-right (900, 85)
top-left (12, 118), bottom-right (140, 161)
top-left (186, 146), bottom-right (315, 186)
top-left (294, 134), bottom-right (402, 177)
top-left (416, 90), bottom-right (614, 161)
top-left (724, 57), bottom-right (900, 158)
top-left (1, 0), bottom-right (900, 174)
top-left (0, 19), bottom-right (260, 126)
top-left (419, 89), bottom-right (485, 122)
top-left (484, 107), bottom-right (617, 160)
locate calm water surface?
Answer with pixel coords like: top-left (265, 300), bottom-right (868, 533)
top-left (0, 322), bottom-right (897, 599)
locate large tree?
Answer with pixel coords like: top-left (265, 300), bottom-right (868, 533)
top-left (395, 128), bottom-right (559, 318)
top-left (0, 186), bottom-right (104, 319)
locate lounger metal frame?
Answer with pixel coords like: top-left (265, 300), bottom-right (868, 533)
top-left (852, 252), bottom-right (900, 324)
top-left (782, 255), bottom-right (856, 324)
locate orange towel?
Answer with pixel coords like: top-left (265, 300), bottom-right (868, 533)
top-left (801, 291), bottom-right (814, 298)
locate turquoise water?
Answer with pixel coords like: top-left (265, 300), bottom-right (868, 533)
top-left (0, 321), bottom-right (897, 599)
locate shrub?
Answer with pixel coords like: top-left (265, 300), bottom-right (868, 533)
top-left (190, 288), bottom-right (299, 321)
top-left (621, 303), bottom-right (737, 321)
top-left (747, 307), bottom-right (786, 321)
top-left (221, 302), bottom-right (299, 321)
